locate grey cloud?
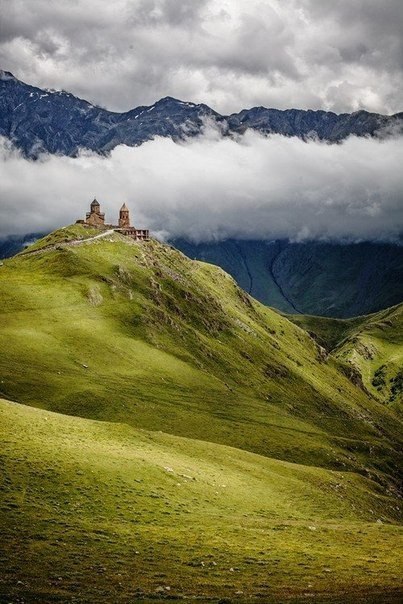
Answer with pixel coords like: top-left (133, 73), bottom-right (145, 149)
top-left (134, 0), bottom-right (206, 26)
top-left (0, 131), bottom-right (402, 243)
top-left (299, 0), bottom-right (403, 71)
top-left (0, 0), bottom-right (401, 114)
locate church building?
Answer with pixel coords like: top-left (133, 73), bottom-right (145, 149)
top-left (77, 199), bottom-right (149, 241)
top-left (85, 198), bottom-right (105, 227)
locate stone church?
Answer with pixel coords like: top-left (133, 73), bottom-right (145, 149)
top-left (77, 199), bottom-right (149, 241)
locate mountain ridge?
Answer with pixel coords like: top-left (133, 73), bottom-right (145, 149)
top-left (174, 238), bottom-right (403, 318)
top-left (2, 233), bottom-right (402, 319)
top-left (1, 70), bottom-right (402, 157)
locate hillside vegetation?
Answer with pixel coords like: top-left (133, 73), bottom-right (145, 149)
top-left (335, 306), bottom-right (403, 411)
top-left (3, 235), bottom-right (402, 319)
top-left (1, 398), bottom-right (402, 603)
top-left (290, 305), bottom-right (403, 412)
top-left (0, 226), bottom-right (402, 601)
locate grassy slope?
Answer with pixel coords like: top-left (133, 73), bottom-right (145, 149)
top-left (0, 229), bottom-right (402, 600)
top-left (288, 314), bottom-right (364, 352)
top-left (18, 223), bottom-right (102, 253)
top-left (175, 239), bottom-right (296, 313)
top-left (1, 398), bottom-right (402, 603)
top-left (334, 305), bottom-right (403, 411)
top-left (290, 306), bottom-right (403, 412)
top-left (0, 230), bottom-right (401, 478)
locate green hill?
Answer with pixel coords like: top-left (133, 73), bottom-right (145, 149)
top-left (335, 306), bottom-right (403, 411)
top-left (289, 305), bottom-right (403, 412)
top-left (3, 236), bottom-right (403, 318)
top-left (0, 226), bottom-right (402, 601)
top-left (1, 398), bottom-right (402, 603)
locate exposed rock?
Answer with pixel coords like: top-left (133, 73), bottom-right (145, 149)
top-left (87, 285), bottom-right (103, 306)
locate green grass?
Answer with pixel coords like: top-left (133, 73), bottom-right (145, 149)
top-left (332, 305), bottom-right (403, 410)
top-left (1, 398), bottom-right (402, 602)
top-left (0, 233), bottom-right (401, 475)
top-left (288, 314), bottom-right (365, 352)
top-left (18, 223), bottom-right (102, 253)
top-left (0, 228), bottom-right (402, 601)
top-left (289, 305), bottom-right (403, 412)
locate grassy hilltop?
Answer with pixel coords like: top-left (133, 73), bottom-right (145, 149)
top-left (0, 225), bottom-right (402, 602)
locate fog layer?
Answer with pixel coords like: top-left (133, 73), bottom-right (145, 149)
top-left (0, 130), bottom-right (402, 242)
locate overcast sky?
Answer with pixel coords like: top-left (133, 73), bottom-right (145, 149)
top-left (0, 0), bottom-right (402, 114)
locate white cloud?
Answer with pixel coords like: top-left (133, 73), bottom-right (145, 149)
top-left (0, 130), bottom-right (402, 242)
top-left (0, 0), bottom-right (402, 114)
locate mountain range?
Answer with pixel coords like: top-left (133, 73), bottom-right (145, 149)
top-left (0, 225), bottom-right (402, 601)
top-left (1, 69), bottom-right (402, 157)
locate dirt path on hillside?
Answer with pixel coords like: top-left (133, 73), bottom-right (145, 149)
top-left (18, 229), bottom-right (116, 257)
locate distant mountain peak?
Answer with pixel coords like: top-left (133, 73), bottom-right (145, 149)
top-left (0, 69), bottom-right (16, 81)
top-left (156, 95), bottom-right (186, 103)
top-left (154, 96), bottom-right (197, 108)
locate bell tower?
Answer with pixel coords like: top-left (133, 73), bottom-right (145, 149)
top-left (119, 203), bottom-right (130, 228)
top-left (90, 199), bottom-right (101, 214)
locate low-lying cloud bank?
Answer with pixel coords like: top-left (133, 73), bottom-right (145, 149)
top-left (0, 129), bottom-right (402, 243)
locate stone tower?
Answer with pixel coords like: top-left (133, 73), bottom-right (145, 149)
top-left (85, 198), bottom-right (105, 226)
top-left (119, 203), bottom-right (130, 228)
